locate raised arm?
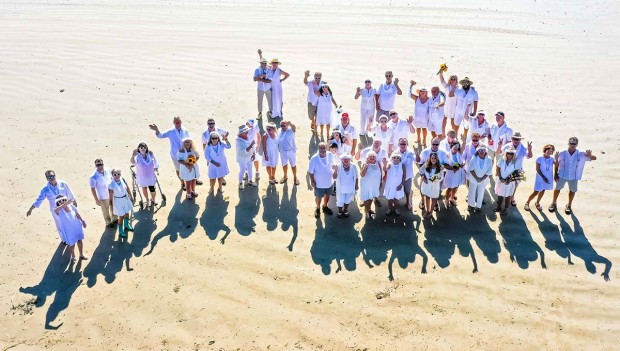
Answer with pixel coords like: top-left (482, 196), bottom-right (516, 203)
top-left (395, 78), bottom-right (402, 95)
top-left (303, 70), bottom-right (310, 85)
top-left (354, 87), bottom-right (361, 99)
top-left (408, 80), bottom-right (418, 101)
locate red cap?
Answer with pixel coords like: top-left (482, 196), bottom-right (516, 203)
top-left (341, 113), bottom-right (349, 118)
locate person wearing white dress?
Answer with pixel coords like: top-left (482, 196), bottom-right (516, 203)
top-left (315, 84), bottom-right (338, 140)
top-left (262, 122), bottom-right (280, 185)
top-left (439, 71), bottom-right (459, 132)
top-left (374, 71), bottom-right (403, 118)
top-left (53, 196), bottom-right (87, 262)
top-left (267, 58), bottom-right (290, 119)
top-left (420, 153), bottom-right (444, 219)
top-left (26, 170), bottom-right (77, 239)
top-left (354, 79), bottom-right (376, 136)
top-left (498, 131), bottom-right (533, 206)
top-left (443, 142), bottom-right (465, 208)
top-left (367, 115), bottom-right (394, 154)
top-left (328, 128), bottom-right (348, 157)
top-left (495, 146), bottom-right (519, 216)
top-left (550, 137), bottom-right (597, 214)
top-left (466, 110), bottom-right (490, 144)
top-left (333, 154), bottom-right (359, 218)
top-left (524, 144), bottom-right (555, 212)
top-left (177, 138), bottom-right (201, 199)
top-left (467, 146), bottom-right (493, 212)
top-left (428, 86), bottom-right (446, 139)
top-left (308, 142), bottom-right (336, 218)
top-left (205, 132), bottom-right (231, 194)
top-left (235, 125), bottom-right (257, 190)
top-left (277, 120), bottom-right (299, 185)
top-left (360, 151), bottom-right (383, 219)
top-left (130, 142), bottom-right (159, 207)
top-left (387, 111), bottom-right (414, 154)
top-left (408, 83), bottom-right (431, 146)
top-left (89, 159), bottom-right (117, 228)
top-left (245, 119), bottom-right (261, 182)
top-left (303, 70), bottom-right (322, 133)
top-left (383, 152), bottom-right (406, 216)
top-left (108, 169), bottom-right (135, 238)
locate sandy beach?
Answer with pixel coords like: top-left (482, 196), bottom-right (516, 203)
top-left (1, 0), bottom-right (619, 349)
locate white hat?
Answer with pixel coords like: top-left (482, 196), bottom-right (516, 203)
top-left (237, 125), bottom-right (250, 135)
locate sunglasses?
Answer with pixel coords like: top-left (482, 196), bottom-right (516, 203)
top-left (113, 173), bottom-right (121, 176)
top-left (365, 80), bottom-right (371, 83)
top-left (208, 122), bottom-right (215, 125)
top-left (392, 157), bottom-right (401, 160)
top-left (472, 140), bottom-right (480, 142)
top-left (385, 75), bottom-right (392, 78)
top-left (46, 175), bottom-right (56, 179)
top-left (390, 113), bottom-right (397, 116)
top-left (399, 143), bottom-right (406, 146)
top-left (95, 163), bottom-right (104, 166)
top-left (569, 143), bottom-right (577, 145)
top-left (184, 141), bottom-right (192, 144)
top-left (432, 143), bottom-right (439, 146)
top-left (211, 137), bottom-right (219, 140)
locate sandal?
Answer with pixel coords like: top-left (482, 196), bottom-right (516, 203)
top-left (192, 191), bottom-right (199, 198)
top-left (280, 177), bottom-right (288, 184)
top-left (524, 203), bottom-right (531, 211)
top-left (394, 209), bottom-right (401, 216)
top-left (511, 200), bottom-right (517, 207)
top-left (418, 200), bottom-right (425, 210)
top-left (186, 193), bottom-right (193, 199)
top-left (294, 178), bottom-right (300, 186)
top-left (80, 255), bottom-right (89, 260)
top-left (564, 205), bottom-right (572, 215)
top-left (535, 203), bottom-right (543, 211)
top-left (248, 181), bottom-right (258, 187)
top-left (269, 179), bottom-right (276, 185)
top-left (222, 179), bottom-right (227, 186)
top-left (314, 208), bottom-right (320, 218)
top-left (208, 188), bottom-right (214, 195)
top-left (548, 203), bottom-right (557, 212)
top-left (343, 212), bottom-right (350, 218)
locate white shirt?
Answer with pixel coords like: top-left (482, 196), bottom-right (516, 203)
top-left (557, 149), bottom-right (591, 180)
top-left (455, 87), bottom-right (479, 117)
top-left (308, 153), bottom-right (335, 189)
top-left (489, 122), bottom-right (513, 153)
top-left (439, 138), bottom-right (458, 154)
top-left (396, 148), bottom-right (415, 180)
top-left (157, 127), bottom-right (190, 158)
top-left (418, 147), bottom-right (450, 166)
top-left (89, 168), bottom-right (112, 200)
top-left (277, 128), bottom-right (297, 152)
top-left (429, 94), bottom-right (445, 120)
top-left (371, 125), bottom-right (393, 149)
top-left (360, 147), bottom-right (388, 166)
top-left (236, 137), bottom-right (255, 163)
top-left (360, 88), bottom-right (376, 111)
top-left (33, 180), bottom-right (76, 209)
top-left (502, 142), bottom-right (528, 169)
top-left (376, 83), bottom-right (398, 111)
top-left (336, 123), bottom-right (358, 140)
top-left (388, 118), bottom-right (410, 146)
top-left (307, 82), bottom-right (320, 106)
top-left (463, 142), bottom-right (486, 165)
top-left (201, 127), bottom-right (228, 146)
top-left (467, 118), bottom-right (490, 142)
top-left (468, 156), bottom-right (493, 178)
top-left (254, 66), bottom-right (271, 92)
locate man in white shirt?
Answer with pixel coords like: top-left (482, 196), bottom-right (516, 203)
top-left (89, 159), bottom-right (117, 228)
top-left (304, 70), bottom-right (322, 134)
top-left (335, 113), bottom-right (359, 156)
top-left (454, 77), bottom-right (479, 139)
top-left (149, 116), bottom-right (199, 188)
top-left (201, 118), bottom-right (229, 149)
top-left (487, 111), bottom-right (513, 163)
top-left (26, 170), bottom-right (77, 236)
top-left (308, 142), bottom-right (335, 218)
top-left (253, 54), bottom-right (272, 120)
top-left (439, 130), bottom-right (459, 154)
top-left (466, 110), bottom-right (490, 143)
top-left (395, 138), bottom-right (415, 210)
top-left (278, 120), bottom-right (299, 185)
top-left (387, 110), bottom-right (414, 151)
top-left (550, 137), bottom-right (597, 214)
top-left (354, 79), bottom-right (376, 136)
top-left (356, 139), bottom-right (388, 167)
top-left (375, 71), bottom-right (402, 119)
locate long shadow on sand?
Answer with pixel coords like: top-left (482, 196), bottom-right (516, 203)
top-left (19, 243), bottom-right (83, 329)
top-left (201, 192), bottom-right (232, 244)
top-left (279, 184), bottom-right (299, 251)
top-left (262, 184), bottom-right (280, 231)
top-left (233, 184), bottom-right (261, 238)
top-left (498, 209), bottom-right (547, 270)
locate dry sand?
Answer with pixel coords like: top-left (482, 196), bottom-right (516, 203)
top-left (1, 0), bottom-right (619, 349)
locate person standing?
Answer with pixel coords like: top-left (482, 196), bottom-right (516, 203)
top-left (428, 86), bottom-right (446, 140)
top-left (467, 146), bottom-right (493, 212)
top-left (54, 196), bottom-right (87, 262)
top-left (453, 77), bottom-right (479, 139)
top-left (315, 83), bottom-right (338, 140)
top-left (333, 154), bottom-right (359, 218)
top-left (278, 120), bottom-right (299, 185)
top-left (395, 138), bottom-right (416, 211)
top-left (359, 151), bottom-right (383, 219)
top-left (27, 171), bottom-right (77, 237)
top-left (149, 116), bottom-right (199, 189)
top-left (466, 110), bottom-right (490, 144)
top-left (420, 153), bottom-right (443, 219)
top-left (387, 111), bottom-right (414, 154)
top-left (495, 146), bottom-right (519, 216)
top-left (205, 132), bottom-right (231, 194)
top-left (303, 70), bottom-right (322, 133)
top-left (408, 83), bottom-right (431, 146)
top-left (202, 119), bottom-right (229, 186)
top-left (439, 72), bottom-right (459, 134)
top-left (443, 142), bottom-right (465, 208)
top-left (356, 139), bottom-right (388, 168)
top-left (178, 138), bottom-right (201, 199)
top-left (130, 143), bottom-right (160, 207)
top-left (550, 137), bottom-right (597, 214)
top-left (235, 125), bottom-right (257, 190)
top-left (375, 71), bottom-right (403, 118)
top-left (267, 58), bottom-right (290, 119)
top-left (246, 118), bottom-right (261, 182)
top-left (383, 151), bottom-right (406, 216)
top-left (499, 131), bottom-right (533, 206)
top-left (487, 111), bottom-right (513, 163)
top-left (262, 122), bottom-right (280, 185)
top-left (336, 113), bottom-right (359, 156)
top-left (308, 142), bottom-right (335, 218)
top-left (108, 169), bottom-right (135, 238)
top-left (254, 50), bottom-right (272, 120)
top-left (354, 79), bottom-right (376, 136)
top-left (524, 144), bottom-right (555, 211)
top-left (367, 115), bottom-right (394, 154)
top-left (89, 159), bottom-right (117, 228)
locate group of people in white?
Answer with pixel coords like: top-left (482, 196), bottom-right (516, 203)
top-left (24, 54), bottom-right (598, 263)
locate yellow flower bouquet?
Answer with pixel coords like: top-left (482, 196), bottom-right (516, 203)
top-left (186, 155), bottom-right (197, 165)
top-left (436, 63), bottom-right (448, 75)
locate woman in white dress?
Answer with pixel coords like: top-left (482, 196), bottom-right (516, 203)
top-left (439, 72), bottom-right (459, 133)
top-left (130, 142), bottom-right (159, 207)
top-left (367, 114), bottom-right (394, 155)
top-left (495, 146), bottom-right (518, 216)
top-left (315, 84), bottom-right (338, 140)
top-left (205, 131), bottom-right (231, 194)
top-left (420, 153), bottom-right (443, 219)
top-left (383, 152), bottom-right (406, 216)
top-left (524, 144), bottom-right (555, 212)
top-left (108, 169), bottom-right (135, 238)
top-left (178, 138), bottom-right (201, 199)
top-left (443, 142), bottom-right (465, 208)
top-left (54, 196), bottom-right (87, 261)
top-left (408, 83), bottom-right (431, 146)
top-left (360, 151), bottom-right (383, 219)
top-left (262, 122), bottom-right (280, 185)
top-left (354, 79), bottom-right (376, 136)
top-left (333, 154), bottom-right (358, 218)
top-left (428, 86), bottom-right (446, 139)
top-left (267, 58), bottom-right (290, 119)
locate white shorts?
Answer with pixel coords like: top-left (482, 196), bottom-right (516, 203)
top-left (170, 156), bottom-right (180, 171)
top-left (279, 149), bottom-right (296, 167)
top-left (428, 118), bottom-right (444, 134)
top-left (337, 192), bottom-right (354, 207)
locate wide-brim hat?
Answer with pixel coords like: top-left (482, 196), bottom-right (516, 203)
top-left (504, 145), bottom-right (517, 154)
top-left (378, 114), bottom-right (389, 122)
top-left (512, 132), bottom-right (524, 139)
top-left (259, 58), bottom-right (268, 64)
top-left (459, 76), bottom-right (473, 85)
top-left (237, 125), bottom-right (250, 135)
top-left (246, 118), bottom-right (256, 127)
top-left (266, 122), bottom-right (277, 129)
top-left (270, 58), bottom-right (281, 64)
top-left (476, 145), bottom-right (487, 152)
top-left (416, 87), bottom-right (429, 94)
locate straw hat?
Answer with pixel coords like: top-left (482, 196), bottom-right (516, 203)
top-left (512, 132), bottom-right (524, 140)
top-left (459, 76), bottom-right (473, 85)
top-left (270, 58), bottom-right (281, 64)
top-left (416, 86), bottom-right (429, 94)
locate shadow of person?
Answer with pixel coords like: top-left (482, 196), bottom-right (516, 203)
top-left (144, 190), bottom-right (199, 256)
top-left (360, 220), bottom-right (391, 269)
top-left (130, 207), bottom-right (157, 259)
top-left (530, 210), bottom-right (572, 264)
top-left (233, 184), bottom-right (260, 238)
top-left (498, 210), bottom-right (546, 269)
top-left (262, 184), bottom-right (280, 231)
top-left (556, 212), bottom-right (612, 281)
top-left (19, 243), bottom-right (84, 329)
top-left (279, 184), bottom-right (299, 251)
top-left (308, 135), bottom-right (319, 160)
top-left (387, 232), bottom-right (428, 281)
top-left (468, 209), bottom-right (501, 265)
top-left (201, 192), bottom-right (232, 243)
top-left (83, 227), bottom-right (120, 287)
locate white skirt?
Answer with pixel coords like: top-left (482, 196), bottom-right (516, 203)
top-left (359, 168), bottom-right (381, 201)
top-left (495, 180), bottom-right (516, 197)
top-left (179, 164), bottom-right (200, 181)
top-left (112, 195), bottom-right (133, 216)
top-left (208, 160), bottom-right (229, 179)
top-left (421, 180), bottom-right (441, 198)
top-left (444, 168), bottom-right (465, 188)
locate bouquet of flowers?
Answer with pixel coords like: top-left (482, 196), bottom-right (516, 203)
top-left (186, 155), bottom-right (197, 165)
top-left (429, 174), bottom-right (442, 182)
top-left (451, 162), bottom-right (461, 170)
top-left (509, 170), bottom-right (526, 182)
top-left (436, 63), bottom-right (448, 75)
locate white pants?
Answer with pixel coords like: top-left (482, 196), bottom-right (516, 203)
top-left (359, 107), bottom-right (374, 135)
top-left (279, 149), bottom-right (296, 167)
top-left (337, 192), bottom-right (354, 207)
top-left (238, 160), bottom-right (254, 183)
top-left (468, 177), bottom-right (488, 208)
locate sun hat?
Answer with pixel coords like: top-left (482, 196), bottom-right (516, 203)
top-left (568, 137), bottom-right (579, 144)
top-left (504, 145), bottom-right (516, 154)
top-left (416, 86), bottom-right (428, 94)
top-left (246, 118), bottom-right (255, 127)
top-left (237, 125), bottom-right (250, 135)
top-left (270, 58), bottom-right (281, 64)
top-left (476, 145), bottom-right (487, 152)
top-left (459, 77), bottom-right (473, 85)
top-left (378, 114), bottom-right (389, 122)
top-left (512, 132), bottom-right (524, 140)
top-left (266, 122), bottom-right (277, 129)
top-left (259, 58), bottom-right (268, 64)
top-left (477, 110), bottom-right (485, 116)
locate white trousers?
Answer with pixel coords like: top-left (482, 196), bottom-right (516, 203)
top-left (238, 160), bottom-right (254, 183)
top-left (467, 177), bottom-right (489, 208)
